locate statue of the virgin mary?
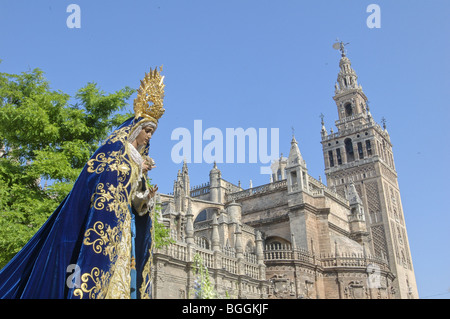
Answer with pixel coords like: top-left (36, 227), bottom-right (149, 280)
top-left (0, 67), bottom-right (166, 299)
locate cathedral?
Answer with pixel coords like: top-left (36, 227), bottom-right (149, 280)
top-left (152, 47), bottom-right (418, 299)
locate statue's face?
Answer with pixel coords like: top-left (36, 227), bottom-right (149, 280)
top-left (135, 125), bottom-right (154, 147)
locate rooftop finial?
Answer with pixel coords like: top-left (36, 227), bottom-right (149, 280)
top-left (381, 117), bottom-right (387, 130)
top-left (332, 39), bottom-right (350, 57)
top-left (320, 113), bottom-right (328, 137)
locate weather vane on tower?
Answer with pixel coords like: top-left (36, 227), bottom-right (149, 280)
top-left (333, 38), bottom-right (350, 56)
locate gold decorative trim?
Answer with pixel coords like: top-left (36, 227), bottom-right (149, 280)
top-left (73, 115), bottom-right (157, 299)
top-left (73, 267), bottom-right (111, 299)
top-left (133, 66), bottom-right (165, 124)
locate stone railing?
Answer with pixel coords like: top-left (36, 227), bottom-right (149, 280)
top-left (196, 246), bottom-right (214, 269)
top-left (162, 241), bottom-right (189, 262)
top-left (193, 220), bottom-right (211, 231)
top-left (222, 255), bottom-right (238, 274)
top-left (244, 252), bottom-right (257, 264)
top-left (321, 120), bottom-right (384, 142)
top-left (190, 182), bottom-right (210, 197)
top-left (334, 113), bottom-right (365, 126)
top-left (226, 179), bottom-right (287, 202)
top-left (155, 240), bottom-right (263, 280)
top-left (264, 244), bottom-right (314, 264)
top-left (264, 245), bottom-right (389, 272)
top-left (243, 262), bottom-right (259, 279)
top-left (221, 245), bottom-right (236, 258)
top-left (308, 175), bottom-right (325, 189)
top-left (222, 179), bottom-right (243, 194)
top-left (308, 175), bottom-right (348, 204)
top-left (320, 253), bottom-right (390, 271)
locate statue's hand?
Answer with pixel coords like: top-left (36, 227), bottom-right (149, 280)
top-left (143, 157), bottom-right (156, 174)
top-left (149, 184), bottom-right (158, 198)
top-left (143, 163), bottom-right (156, 174)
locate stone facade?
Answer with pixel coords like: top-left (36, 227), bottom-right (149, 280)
top-left (152, 160), bottom-right (268, 299)
top-left (321, 49), bottom-right (418, 298)
top-left (151, 50), bottom-right (418, 299)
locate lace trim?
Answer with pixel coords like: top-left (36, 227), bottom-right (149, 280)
top-left (128, 143), bottom-right (143, 172)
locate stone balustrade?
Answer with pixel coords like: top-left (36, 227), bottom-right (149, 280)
top-left (263, 244), bottom-right (389, 271)
top-left (155, 240), bottom-right (263, 280)
top-left (226, 179), bottom-right (287, 202)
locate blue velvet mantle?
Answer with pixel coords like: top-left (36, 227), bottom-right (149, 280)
top-left (0, 117), bottom-right (153, 299)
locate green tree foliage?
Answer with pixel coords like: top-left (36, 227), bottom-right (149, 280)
top-left (0, 67), bottom-right (134, 267)
top-left (152, 202), bottom-right (175, 249)
top-left (191, 253), bottom-right (219, 299)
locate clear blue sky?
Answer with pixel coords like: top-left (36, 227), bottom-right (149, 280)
top-left (0, 0), bottom-right (449, 299)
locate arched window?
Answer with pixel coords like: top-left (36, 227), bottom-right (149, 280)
top-left (366, 140), bottom-right (372, 156)
top-left (328, 150), bottom-right (335, 167)
top-left (290, 170), bottom-right (298, 186)
top-left (357, 142), bottom-right (364, 159)
top-left (245, 241), bottom-right (255, 254)
top-left (198, 237), bottom-right (209, 249)
top-left (345, 103), bottom-right (353, 117)
top-left (344, 138), bottom-right (355, 162)
top-left (194, 209), bottom-right (207, 222)
top-left (336, 148), bottom-right (342, 165)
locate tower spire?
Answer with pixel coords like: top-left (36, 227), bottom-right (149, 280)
top-left (331, 43), bottom-right (369, 124)
top-left (321, 44), bottom-right (418, 298)
top-left (336, 53), bottom-right (360, 92)
top-left (287, 134), bottom-right (306, 168)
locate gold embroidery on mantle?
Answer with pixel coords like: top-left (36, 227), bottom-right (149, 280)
top-left (87, 150), bottom-right (131, 183)
top-left (73, 120), bottom-right (154, 299)
top-left (87, 152), bottom-right (114, 174)
top-left (91, 182), bottom-right (130, 220)
top-left (104, 207), bottom-right (132, 299)
top-left (104, 126), bottom-right (131, 146)
top-left (83, 221), bottom-right (120, 260)
top-left (139, 191), bottom-right (157, 299)
top-left (73, 267), bottom-right (110, 299)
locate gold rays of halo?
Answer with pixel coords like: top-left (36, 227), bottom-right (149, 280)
top-left (133, 66), bottom-right (165, 124)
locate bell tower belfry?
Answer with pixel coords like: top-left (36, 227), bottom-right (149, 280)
top-left (320, 42), bottom-right (418, 298)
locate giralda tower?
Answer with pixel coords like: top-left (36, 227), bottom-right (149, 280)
top-left (320, 43), bottom-right (418, 298)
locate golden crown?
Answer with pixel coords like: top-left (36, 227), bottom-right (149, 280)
top-left (133, 66), bottom-right (165, 124)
